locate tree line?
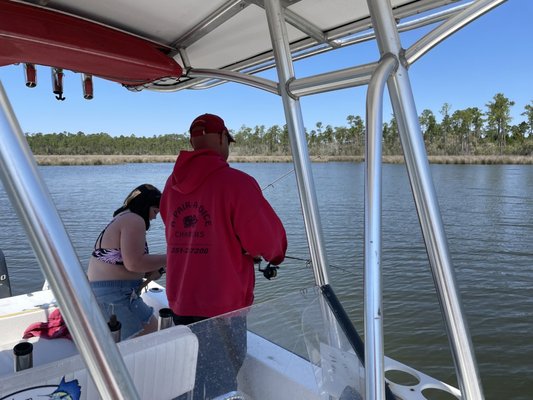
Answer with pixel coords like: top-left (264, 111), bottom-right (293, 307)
top-left (26, 93), bottom-right (533, 157)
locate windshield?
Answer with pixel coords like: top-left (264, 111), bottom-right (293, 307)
top-left (183, 286), bottom-right (365, 400)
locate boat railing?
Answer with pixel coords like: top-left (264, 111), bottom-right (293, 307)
top-left (367, 1), bottom-right (487, 398)
top-left (364, 52), bottom-right (399, 399)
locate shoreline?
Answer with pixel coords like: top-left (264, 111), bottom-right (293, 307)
top-left (34, 154), bottom-right (533, 166)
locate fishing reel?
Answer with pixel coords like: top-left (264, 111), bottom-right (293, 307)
top-left (259, 262), bottom-right (279, 280)
top-left (254, 258), bottom-right (279, 280)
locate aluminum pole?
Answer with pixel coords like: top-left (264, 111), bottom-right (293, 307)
top-left (364, 53), bottom-right (398, 400)
top-left (365, 1), bottom-right (484, 398)
top-left (289, 62), bottom-right (377, 97)
top-left (406, 0), bottom-right (506, 65)
top-left (263, 0), bottom-right (330, 287)
top-left (0, 82), bottom-right (140, 400)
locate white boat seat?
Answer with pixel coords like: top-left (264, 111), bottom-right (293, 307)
top-left (0, 325), bottom-right (198, 400)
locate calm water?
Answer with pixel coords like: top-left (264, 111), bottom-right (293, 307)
top-left (0, 162), bottom-right (532, 399)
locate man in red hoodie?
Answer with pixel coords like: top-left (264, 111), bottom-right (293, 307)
top-left (160, 113), bottom-right (287, 399)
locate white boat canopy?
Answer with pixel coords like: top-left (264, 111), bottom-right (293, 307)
top-left (0, 0), bottom-right (498, 94)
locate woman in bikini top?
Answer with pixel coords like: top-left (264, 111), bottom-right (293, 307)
top-left (87, 184), bottom-right (167, 339)
top-left (92, 220), bottom-right (149, 266)
top-left (88, 184), bottom-right (166, 281)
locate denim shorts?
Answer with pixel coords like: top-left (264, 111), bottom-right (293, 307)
top-left (90, 280), bottom-right (154, 340)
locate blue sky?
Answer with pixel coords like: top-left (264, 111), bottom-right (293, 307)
top-left (0, 1), bottom-right (531, 138)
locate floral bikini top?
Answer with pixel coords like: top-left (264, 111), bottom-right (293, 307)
top-left (92, 218), bottom-right (148, 265)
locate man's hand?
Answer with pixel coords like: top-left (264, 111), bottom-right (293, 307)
top-left (144, 267), bottom-right (165, 281)
top-left (259, 262), bottom-right (279, 280)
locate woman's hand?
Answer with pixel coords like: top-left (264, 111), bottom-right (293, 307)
top-left (144, 267), bottom-right (166, 281)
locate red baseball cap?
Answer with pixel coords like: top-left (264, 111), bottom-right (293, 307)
top-left (189, 113), bottom-right (235, 142)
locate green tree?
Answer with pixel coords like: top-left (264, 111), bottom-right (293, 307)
top-left (509, 122), bottom-right (527, 146)
top-left (485, 93), bottom-right (515, 154)
top-left (449, 107), bottom-right (483, 155)
top-left (419, 109), bottom-right (439, 153)
top-left (382, 116), bottom-right (400, 155)
top-left (347, 115), bottom-right (364, 156)
top-left (521, 101), bottom-right (533, 138)
top-left (265, 125), bottom-right (282, 154)
top-left (440, 103), bottom-right (452, 154)
top-left (22, 95), bottom-right (532, 158)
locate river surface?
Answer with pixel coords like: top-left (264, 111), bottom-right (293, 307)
top-left (0, 162), bottom-right (531, 399)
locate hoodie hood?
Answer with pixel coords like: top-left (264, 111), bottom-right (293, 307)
top-left (170, 149), bottom-right (228, 194)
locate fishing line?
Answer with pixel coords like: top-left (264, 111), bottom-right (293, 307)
top-left (261, 168), bottom-right (294, 192)
top-left (284, 255), bottom-right (354, 275)
top-left (261, 170), bottom-right (356, 275)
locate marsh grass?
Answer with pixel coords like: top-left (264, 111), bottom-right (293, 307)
top-left (34, 154), bottom-right (532, 166)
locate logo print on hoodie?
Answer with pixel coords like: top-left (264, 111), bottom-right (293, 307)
top-left (183, 215), bottom-right (198, 228)
top-left (169, 202), bottom-right (210, 254)
top-left (172, 201), bottom-right (212, 228)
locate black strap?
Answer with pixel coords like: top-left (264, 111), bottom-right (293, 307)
top-left (320, 284), bottom-right (397, 400)
top-left (93, 218), bottom-right (116, 249)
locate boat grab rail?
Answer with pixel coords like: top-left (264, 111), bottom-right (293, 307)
top-left (365, 52), bottom-right (399, 400)
top-left (369, 0), bottom-right (485, 398)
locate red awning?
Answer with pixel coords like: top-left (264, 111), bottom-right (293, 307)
top-left (0, 1), bottom-right (182, 86)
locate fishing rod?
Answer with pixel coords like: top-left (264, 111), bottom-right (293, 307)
top-left (284, 255), bottom-right (354, 274)
top-left (256, 255), bottom-right (354, 280)
top-left (261, 168), bottom-right (294, 192)
top-left (261, 169), bottom-right (356, 276)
